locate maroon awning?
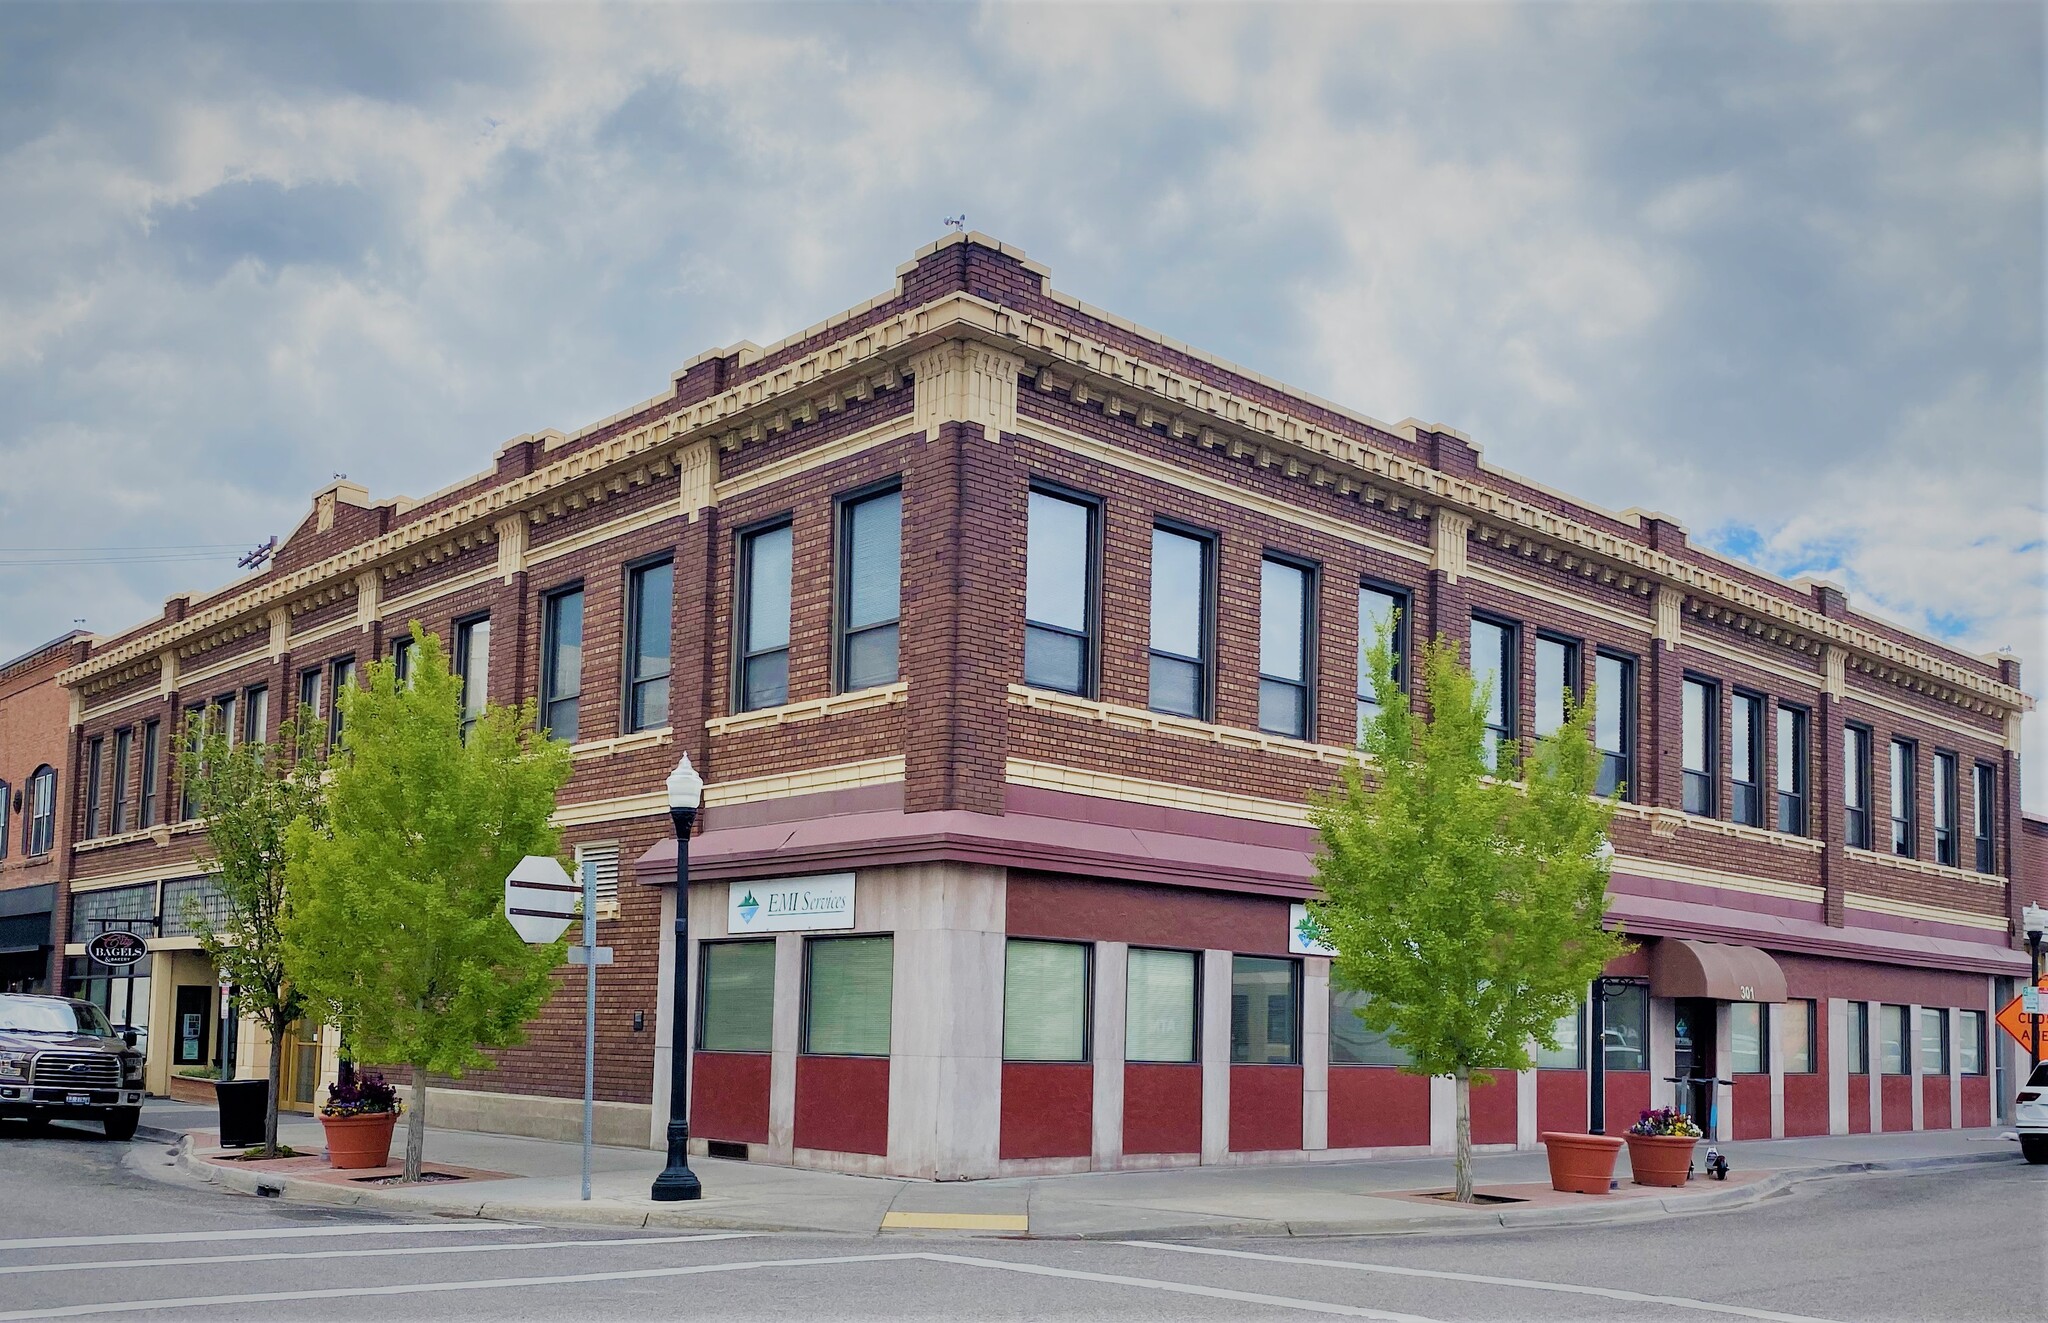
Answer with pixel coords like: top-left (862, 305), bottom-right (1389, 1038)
top-left (1648, 938), bottom-right (1788, 1003)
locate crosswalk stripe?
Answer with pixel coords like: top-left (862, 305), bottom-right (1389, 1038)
top-left (0, 1232), bottom-right (754, 1276)
top-left (0, 1223), bottom-right (528, 1252)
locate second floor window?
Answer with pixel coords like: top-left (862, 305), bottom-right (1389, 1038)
top-left (1023, 489), bottom-right (1097, 697)
top-left (1257, 556), bottom-right (1312, 739)
top-left (837, 488), bottom-right (902, 692)
top-left (1974, 763), bottom-right (1996, 872)
top-left (1534, 636), bottom-right (1577, 739)
top-left (1681, 677), bottom-right (1716, 816)
top-left (110, 729), bottom-right (131, 836)
top-left (1775, 705), bottom-right (1807, 836)
top-left (1355, 584), bottom-right (1406, 738)
top-left (1148, 525), bottom-right (1212, 720)
top-left (244, 686), bottom-right (268, 746)
top-left (0, 780), bottom-right (8, 857)
top-left (180, 705), bottom-right (205, 820)
top-left (26, 765), bottom-right (55, 856)
top-left (1594, 652), bottom-right (1633, 798)
top-left (216, 693), bottom-right (238, 749)
top-left (1730, 692), bottom-right (1762, 827)
top-left (84, 738), bottom-right (104, 840)
top-left (737, 522), bottom-right (792, 711)
top-left (457, 616), bottom-right (490, 738)
top-left (1471, 616), bottom-right (1516, 772)
top-left (298, 668), bottom-right (322, 729)
top-left (328, 659), bottom-right (356, 748)
top-left (1933, 752), bottom-right (1958, 867)
top-left (1889, 737), bottom-right (1915, 856)
top-left (542, 589), bottom-right (584, 740)
top-left (625, 559), bottom-right (673, 732)
top-left (138, 721), bottom-right (159, 829)
top-left (391, 636), bottom-right (413, 686)
top-left (1844, 725), bottom-right (1872, 849)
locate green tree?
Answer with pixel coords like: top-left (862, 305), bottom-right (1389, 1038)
top-left (284, 625), bottom-right (571, 1182)
top-left (1310, 627), bottom-right (1624, 1202)
top-left (179, 707), bottom-right (327, 1158)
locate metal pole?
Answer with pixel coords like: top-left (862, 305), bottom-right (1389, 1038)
top-left (582, 855), bottom-right (596, 1202)
top-left (2030, 932), bottom-right (2042, 1073)
top-left (651, 806), bottom-right (701, 1201)
top-left (1588, 978), bottom-right (1607, 1135)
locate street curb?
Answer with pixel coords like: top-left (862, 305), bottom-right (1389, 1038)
top-left (170, 1137), bottom-right (2015, 1239)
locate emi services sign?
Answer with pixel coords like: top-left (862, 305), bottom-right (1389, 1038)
top-left (729, 873), bottom-right (856, 934)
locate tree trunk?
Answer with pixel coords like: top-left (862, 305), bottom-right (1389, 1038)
top-left (1453, 1066), bottom-right (1473, 1203)
top-left (263, 1018), bottom-right (285, 1159)
top-left (404, 1063), bottom-right (428, 1183)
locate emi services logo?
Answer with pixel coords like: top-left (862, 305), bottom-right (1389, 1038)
top-left (736, 891), bottom-right (761, 927)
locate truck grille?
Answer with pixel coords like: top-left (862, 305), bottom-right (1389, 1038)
top-left (29, 1053), bottom-right (123, 1089)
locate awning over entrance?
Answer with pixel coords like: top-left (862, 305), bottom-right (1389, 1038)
top-left (1648, 938), bottom-right (1788, 1003)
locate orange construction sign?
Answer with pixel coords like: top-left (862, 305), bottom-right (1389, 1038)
top-left (1994, 975), bottom-right (2048, 1054)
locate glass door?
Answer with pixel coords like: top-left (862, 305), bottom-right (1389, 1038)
top-left (278, 1021), bottom-right (322, 1112)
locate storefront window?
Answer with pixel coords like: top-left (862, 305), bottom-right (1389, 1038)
top-left (1848, 1002), bottom-right (1870, 1073)
top-left (160, 877), bottom-right (228, 938)
top-left (1602, 982), bottom-right (1649, 1072)
top-left (1002, 940), bottom-right (1089, 1062)
top-left (1919, 1007), bottom-right (1948, 1075)
top-left (1783, 999), bottom-right (1816, 1073)
top-left (1125, 948), bottom-right (1198, 1064)
top-left (1329, 986), bottom-right (1412, 1067)
top-left (1535, 1002), bottom-right (1583, 1069)
top-left (802, 935), bottom-right (892, 1057)
top-left (1879, 1003), bottom-right (1907, 1074)
top-left (697, 940), bottom-right (774, 1053)
top-left (1229, 956), bottom-right (1298, 1065)
top-left (1730, 1002), bottom-right (1766, 1074)
top-left (1958, 1010), bottom-right (1984, 1075)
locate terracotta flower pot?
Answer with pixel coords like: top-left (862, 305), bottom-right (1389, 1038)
top-left (1625, 1133), bottom-right (1698, 1187)
top-left (320, 1111), bottom-right (398, 1170)
top-left (1540, 1132), bottom-right (1624, 1195)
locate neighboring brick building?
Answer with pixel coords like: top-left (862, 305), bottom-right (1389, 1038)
top-left (0, 631), bottom-right (89, 994)
top-left (55, 233), bottom-right (2036, 1171)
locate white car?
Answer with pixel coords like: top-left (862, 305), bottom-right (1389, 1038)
top-left (2017, 1062), bottom-right (2048, 1164)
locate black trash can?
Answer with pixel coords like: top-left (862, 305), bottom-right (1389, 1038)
top-left (213, 1078), bottom-right (270, 1148)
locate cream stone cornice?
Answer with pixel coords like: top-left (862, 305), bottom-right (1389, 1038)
top-left (1007, 683), bottom-right (1364, 767)
top-left (704, 756), bottom-right (905, 807)
top-left (1844, 846), bottom-right (2006, 889)
top-left (1612, 803), bottom-right (1827, 854)
top-left (1843, 891), bottom-right (2007, 931)
top-left (705, 682), bottom-right (909, 737)
top-left (568, 726), bottom-right (674, 763)
top-left (59, 274), bottom-right (2028, 722)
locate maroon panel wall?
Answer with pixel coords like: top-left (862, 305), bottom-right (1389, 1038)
top-left (1848, 1076), bottom-right (1871, 1133)
top-left (1229, 1065), bottom-right (1303, 1152)
top-left (1784, 1072), bottom-right (1829, 1137)
top-left (1879, 1075), bottom-right (1913, 1131)
top-left (1536, 1070), bottom-right (1586, 1136)
top-left (1961, 1075), bottom-right (1990, 1127)
top-left (794, 1055), bottom-right (890, 1156)
top-left (1008, 873), bottom-right (1292, 955)
top-left (1605, 1071), bottom-right (1651, 1133)
top-left (1732, 1075), bottom-right (1771, 1140)
top-left (1468, 1071), bottom-right (1517, 1145)
top-left (1124, 1063), bottom-right (1202, 1154)
top-left (691, 1051), bottom-right (771, 1145)
top-left (1922, 1076), bottom-right (1952, 1130)
top-left (1328, 1067), bottom-right (1430, 1149)
top-left (1000, 1062), bottom-right (1093, 1160)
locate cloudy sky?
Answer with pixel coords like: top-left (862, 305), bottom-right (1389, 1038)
top-left (2, 3), bottom-right (2041, 803)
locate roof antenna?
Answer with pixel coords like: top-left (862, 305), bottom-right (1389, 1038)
top-left (943, 215), bottom-right (966, 234)
top-left (237, 536), bottom-right (278, 571)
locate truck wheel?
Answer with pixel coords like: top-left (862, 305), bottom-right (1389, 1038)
top-left (2020, 1136), bottom-right (2048, 1165)
top-left (101, 1109), bottom-right (140, 1142)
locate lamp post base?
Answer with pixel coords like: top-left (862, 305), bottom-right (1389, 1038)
top-left (650, 1119), bottom-right (701, 1201)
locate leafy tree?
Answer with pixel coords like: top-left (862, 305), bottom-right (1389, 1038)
top-left (1310, 627), bottom-right (1623, 1202)
top-left (179, 707), bottom-right (327, 1158)
top-left (284, 624), bottom-right (571, 1181)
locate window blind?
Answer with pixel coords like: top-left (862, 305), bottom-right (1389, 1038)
top-left (804, 936), bottom-right (893, 1057)
top-left (1125, 948), bottom-right (1197, 1064)
top-left (1002, 940), bottom-right (1088, 1062)
top-left (699, 941), bottom-right (774, 1053)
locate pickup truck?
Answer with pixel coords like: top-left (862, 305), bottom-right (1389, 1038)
top-left (0, 993), bottom-right (146, 1139)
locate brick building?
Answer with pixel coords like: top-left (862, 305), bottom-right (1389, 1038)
top-left (54, 232), bottom-right (2036, 1172)
top-left (0, 632), bottom-right (89, 994)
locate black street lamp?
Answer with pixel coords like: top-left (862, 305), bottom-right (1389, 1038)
top-left (651, 753), bottom-right (705, 1202)
top-left (2026, 905), bottom-right (2046, 1074)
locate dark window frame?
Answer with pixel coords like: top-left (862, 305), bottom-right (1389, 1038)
top-left (137, 720), bottom-right (160, 829)
top-left (1932, 750), bottom-right (1959, 867)
top-left (26, 764), bottom-right (56, 856)
top-left (179, 704), bottom-right (205, 821)
top-left (1000, 937), bottom-right (1094, 1064)
top-left (1533, 632), bottom-right (1580, 740)
top-left (799, 932), bottom-right (896, 1059)
top-left (1889, 736), bottom-right (1917, 857)
top-left (84, 736), bottom-right (104, 841)
top-left (327, 656), bottom-right (357, 748)
top-left (1784, 998), bottom-right (1818, 1074)
top-left (1959, 1009), bottom-right (1986, 1075)
top-left (1593, 650), bottom-right (1636, 801)
top-left (1973, 761), bottom-right (1996, 873)
top-left (540, 584), bottom-right (586, 741)
top-left (1256, 551), bottom-right (1318, 740)
top-left (694, 936), bottom-right (777, 1054)
top-left (832, 481), bottom-right (905, 696)
top-left (1228, 953), bottom-right (1303, 1066)
top-left (389, 635), bottom-right (413, 685)
top-left (243, 684), bottom-right (268, 746)
top-left (623, 553), bottom-right (676, 734)
top-left (1844, 724), bottom-right (1874, 850)
top-left (1470, 613), bottom-right (1519, 772)
top-left (1123, 945), bottom-right (1203, 1065)
top-left (297, 667), bottom-right (322, 731)
top-left (1355, 579), bottom-right (1410, 740)
top-left (1729, 690), bottom-right (1764, 826)
top-left (734, 516), bottom-right (795, 713)
top-left (1022, 482), bottom-right (1103, 700)
top-left (455, 613), bottom-right (491, 738)
top-left (109, 728), bottom-right (132, 837)
top-left (1147, 519), bottom-right (1218, 721)
top-left (1879, 1003), bottom-right (1909, 1075)
top-left (1775, 702), bottom-right (1808, 836)
top-left (1681, 674), bottom-right (1719, 817)
top-left (0, 778), bottom-right (9, 858)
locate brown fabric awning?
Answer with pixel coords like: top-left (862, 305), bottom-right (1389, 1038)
top-left (1648, 938), bottom-right (1788, 1003)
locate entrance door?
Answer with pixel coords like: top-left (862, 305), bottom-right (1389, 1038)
top-left (173, 986), bottom-right (211, 1067)
top-left (1673, 998), bottom-right (1717, 1125)
top-left (278, 1021), bottom-right (322, 1112)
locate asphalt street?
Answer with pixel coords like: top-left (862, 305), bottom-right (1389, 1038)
top-left (0, 1119), bottom-right (2035, 1322)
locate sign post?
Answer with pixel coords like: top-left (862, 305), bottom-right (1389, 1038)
top-left (505, 855), bottom-right (609, 1201)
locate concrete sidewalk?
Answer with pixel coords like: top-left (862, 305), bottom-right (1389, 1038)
top-left (137, 1099), bottom-right (2021, 1239)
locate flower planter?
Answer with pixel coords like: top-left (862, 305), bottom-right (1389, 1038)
top-left (320, 1111), bottom-right (398, 1170)
top-left (1540, 1132), bottom-right (1624, 1195)
top-left (1625, 1133), bottom-right (1698, 1187)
